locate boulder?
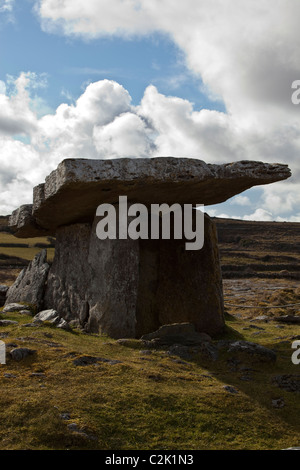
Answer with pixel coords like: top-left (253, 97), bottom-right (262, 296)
top-left (141, 322), bottom-right (212, 345)
top-left (5, 250), bottom-right (49, 310)
top-left (10, 347), bottom-right (36, 361)
top-left (0, 320), bottom-right (18, 326)
top-left (33, 309), bottom-right (60, 324)
top-left (2, 303), bottom-right (31, 313)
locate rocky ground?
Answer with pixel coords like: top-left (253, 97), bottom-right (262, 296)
top-left (0, 217), bottom-right (299, 450)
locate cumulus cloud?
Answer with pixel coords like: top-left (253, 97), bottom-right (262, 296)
top-left (0, 72), bottom-right (38, 136)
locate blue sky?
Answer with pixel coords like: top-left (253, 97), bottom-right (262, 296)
top-left (0, 1), bottom-right (226, 112)
top-left (0, 0), bottom-right (299, 221)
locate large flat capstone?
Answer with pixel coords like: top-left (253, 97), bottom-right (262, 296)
top-left (9, 157), bottom-right (291, 237)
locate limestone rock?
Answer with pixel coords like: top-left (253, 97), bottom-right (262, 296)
top-left (33, 309), bottom-right (60, 324)
top-left (10, 347), bottom-right (36, 361)
top-left (272, 374), bottom-right (300, 392)
top-left (2, 303), bottom-right (31, 313)
top-left (228, 340), bottom-right (277, 363)
top-left (9, 157), bottom-right (291, 236)
top-left (223, 385), bottom-right (239, 394)
top-left (141, 322), bottom-right (212, 345)
top-left (0, 320), bottom-right (18, 326)
top-left (56, 318), bottom-right (72, 331)
top-left (273, 315), bottom-right (300, 324)
top-left (5, 250), bottom-right (49, 310)
top-left (9, 204), bottom-right (49, 238)
top-left (42, 213), bottom-right (224, 338)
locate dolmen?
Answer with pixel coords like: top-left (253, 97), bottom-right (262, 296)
top-left (5, 157), bottom-right (291, 338)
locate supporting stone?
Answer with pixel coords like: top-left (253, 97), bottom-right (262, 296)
top-left (5, 249), bottom-right (49, 310)
top-left (42, 210), bottom-right (224, 338)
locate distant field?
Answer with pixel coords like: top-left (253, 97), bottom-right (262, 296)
top-left (215, 218), bottom-right (300, 279)
top-left (0, 232), bottom-right (55, 285)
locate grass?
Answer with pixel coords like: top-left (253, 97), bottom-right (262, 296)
top-left (0, 232), bottom-right (55, 262)
top-left (0, 308), bottom-right (299, 450)
top-left (0, 223), bottom-right (299, 450)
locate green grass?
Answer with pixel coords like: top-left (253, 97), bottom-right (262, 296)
top-left (0, 309), bottom-right (299, 450)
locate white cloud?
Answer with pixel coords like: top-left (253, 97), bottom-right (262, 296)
top-left (0, 0), bottom-right (14, 13)
top-left (230, 195), bottom-right (251, 207)
top-left (0, 72), bottom-right (38, 136)
top-left (93, 112), bottom-right (154, 158)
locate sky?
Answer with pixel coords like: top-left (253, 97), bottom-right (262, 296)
top-left (0, 0), bottom-right (300, 221)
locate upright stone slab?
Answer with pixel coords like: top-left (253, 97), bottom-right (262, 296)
top-left (5, 249), bottom-right (49, 310)
top-left (43, 220), bottom-right (140, 337)
top-left (43, 211), bottom-right (223, 338)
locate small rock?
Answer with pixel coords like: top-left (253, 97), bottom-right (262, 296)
top-left (249, 324), bottom-right (265, 330)
top-left (73, 355), bottom-right (121, 366)
top-left (33, 309), bottom-right (60, 324)
top-left (30, 372), bottom-right (46, 377)
top-left (4, 373), bottom-right (16, 378)
top-left (140, 350), bottom-right (152, 355)
top-left (67, 422), bottom-right (97, 441)
top-left (67, 422), bottom-right (80, 432)
top-left (272, 374), bottom-right (300, 393)
top-left (223, 385), bottom-right (239, 394)
top-left (283, 447), bottom-right (300, 450)
top-left (147, 374), bottom-right (163, 381)
top-left (73, 356), bottom-right (98, 366)
top-left (22, 322), bottom-right (41, 327)
top-left (272, 398), bottom-right (285, 408)
top-left (0, 320), bottom-right (18, 326)
top-left (273, 315), bottom-right (300, 324)
top-left (60, 413), bottom-right (71, 421)
top-left (141, 323), bottom-right (212, 346)
top-left (2, 303), bottom-right (31, 313)
top-left (253, 315), bottom-right (269, 322)
top-left (10, 347), bottom-right (36, 361)
top-left (228, 340), bottom-right (277, 363)
top-left (19, 310), bottom-right (32, 315)
top-left (98, 357), bottom-right (122, 365)
top-left (56, 318), bottom-right (72, 331)
top-left (240, 376), bottom-right (252, 381)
